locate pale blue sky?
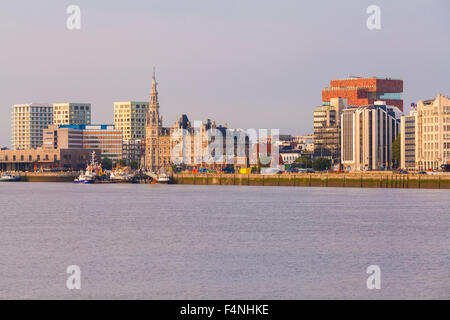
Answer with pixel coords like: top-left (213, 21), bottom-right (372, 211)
top-left (1, 0), bottom-right (449, 147)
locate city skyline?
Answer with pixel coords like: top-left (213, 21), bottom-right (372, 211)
top-left (1, 0), bottom-right (450, 147)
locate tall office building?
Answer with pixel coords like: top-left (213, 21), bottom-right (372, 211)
top-left (341, 102), bottom-right (399, 171)
top-left (322, 76), bottom-right (404, 111)
top-left (402, 94), bottom-right (450, 170)
top-left (313, 98), bottom-right (346, 164)
top-left (400, 111), bottom-right (417, 170)
top-left (53, 103), bottom-right (91, 125)
top-left (12, 103), bottom-right (53, 150)
top-left (114, 101), bottom-right (149, 140)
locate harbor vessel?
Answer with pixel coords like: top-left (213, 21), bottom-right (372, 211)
top-left (157, 173), bottom-right (171, 184)
top-left (109, 170), bottom-right (135, 183)
top-left (0, 173), bottom-right (21, 182)
top-left (74, 152), bottom-right (101, 184)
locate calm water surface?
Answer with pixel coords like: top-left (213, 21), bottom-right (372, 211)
top-left (0, 183), bottom-right (448, 299)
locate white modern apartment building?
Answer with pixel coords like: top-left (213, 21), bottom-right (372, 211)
top-left (53, 103), bottom-right (91, 125)
top-left (12, 103), bottom-right (53, 150)
top-left (401, 94), bottom-right (450, 170)
top-left (341, 102), bottom-right (400, 171)
top-left (114, 101), bottom-right (149, 140)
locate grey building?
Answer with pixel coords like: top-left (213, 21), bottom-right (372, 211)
top-left (400, 111), bottom-right (417, 169)
top-left (313, 98), bottom-right (346, 165)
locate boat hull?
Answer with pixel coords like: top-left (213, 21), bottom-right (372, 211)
top-left (0, 175), bottom-right (21, 182)
top-left (74, 179), bottom-right (94, 184)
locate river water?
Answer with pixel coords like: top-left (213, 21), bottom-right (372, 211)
top-left (0, 183), bottom-right (448, 299)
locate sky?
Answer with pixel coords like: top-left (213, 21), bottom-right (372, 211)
top-left (1, 0), bottom-right (449, 147)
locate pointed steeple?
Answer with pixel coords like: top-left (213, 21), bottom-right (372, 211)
top-left (146, 67), bottom-right (162, 128)
top-left (150, 67), bottom-right (159, 109)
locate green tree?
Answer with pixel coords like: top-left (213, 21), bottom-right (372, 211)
top-left (130, 161), bottom-right (139, 170)
top-left (119, 159), bottom-right (127, 166)
top-left (392, 134), bottom-right (401, 168)
top-left (294, 155), bottom-right (312, 168)
top-left (102, 157), bottom-right (113, 170)
top-left (312, 157), bottom-right (331, 171)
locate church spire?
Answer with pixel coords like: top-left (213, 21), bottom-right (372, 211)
top-left (147, 67), bottom-right (161, 128)
top-left (150, 67), bottom-right (159, 109)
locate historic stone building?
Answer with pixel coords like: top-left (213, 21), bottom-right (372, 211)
top-left (400, 94), bottom-right (450, 170)
top-left (144, 71), bottom-right (250, 172)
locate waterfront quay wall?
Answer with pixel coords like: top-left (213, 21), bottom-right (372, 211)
top-left (19, 172), bottom-right (78, 182)
top-left (172, 173), bottom-right (450, 189)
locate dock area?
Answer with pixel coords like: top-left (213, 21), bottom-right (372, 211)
top-left (18, 172), bottom-right (79, 182)
top-left (172, 173), bottom-right (450, 189)
top-left (2, 171), bottom-right (450, 189)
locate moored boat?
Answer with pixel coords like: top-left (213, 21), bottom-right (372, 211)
top-left (74, 151), bottom-right (101, 184)
top-left (157, 173), bottom-right (171, 184)
top-left (0, 173), bottom-right (21, 182)
top-left (74, 174), bottom-right (95, 184)
top-left (109, 171), bottom-right (134, 183)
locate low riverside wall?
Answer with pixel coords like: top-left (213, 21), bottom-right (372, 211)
top-left (4, 172), bottom-right (450, 189)
top-left (173, 173), bottom-right (450, 189)
top-left (18, 172), bottom-right (79, 182)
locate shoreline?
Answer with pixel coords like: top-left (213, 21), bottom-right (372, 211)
top-left (3, 172), bottom-right (450, 189)
top-left (172, 173), bottom-right (450, 189)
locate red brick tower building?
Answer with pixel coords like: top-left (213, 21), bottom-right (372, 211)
top-left (322, 77), bottom-right (403, 111)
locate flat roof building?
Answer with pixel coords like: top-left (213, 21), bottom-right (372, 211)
top-left (341, 102), bottom-right (400, 171)
top-left (313, 98), bottom-right (346, 165)
top-left (400, 111), bottom-right (417, 170)
top-left (12, 103), bottom-right (53, 150)
top-left (114, 101), bottom-right (149, 141)
top-left (322, 76), bottom-right (403, 111)
top-left (43, 124), bottom-right (123, 160)
top-left (0, 148), bottom-right (100, 171)
top-left (53, 103), bottom-right (91, 125)
top-left (122, 139), bottom-right (145, 166)
top-left (405, 94), bottom-right (450, 170)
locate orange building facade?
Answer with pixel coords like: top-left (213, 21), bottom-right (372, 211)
top-left (322, 77), bottom-right (403, 111)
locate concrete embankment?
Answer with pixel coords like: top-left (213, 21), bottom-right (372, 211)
top-left (172, 173), bottom-right (450, 189)
top-left (18, 172), bottom-right (79, 182)
top-left (5, 172), bottom-right (450, 189)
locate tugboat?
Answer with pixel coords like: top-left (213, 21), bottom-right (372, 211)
top-left (0, 173), bottom-right (21, 182)
top-left (74, 152), bottom-right (101, 184)
top-left (74, 172), bottom-right (95, 184)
